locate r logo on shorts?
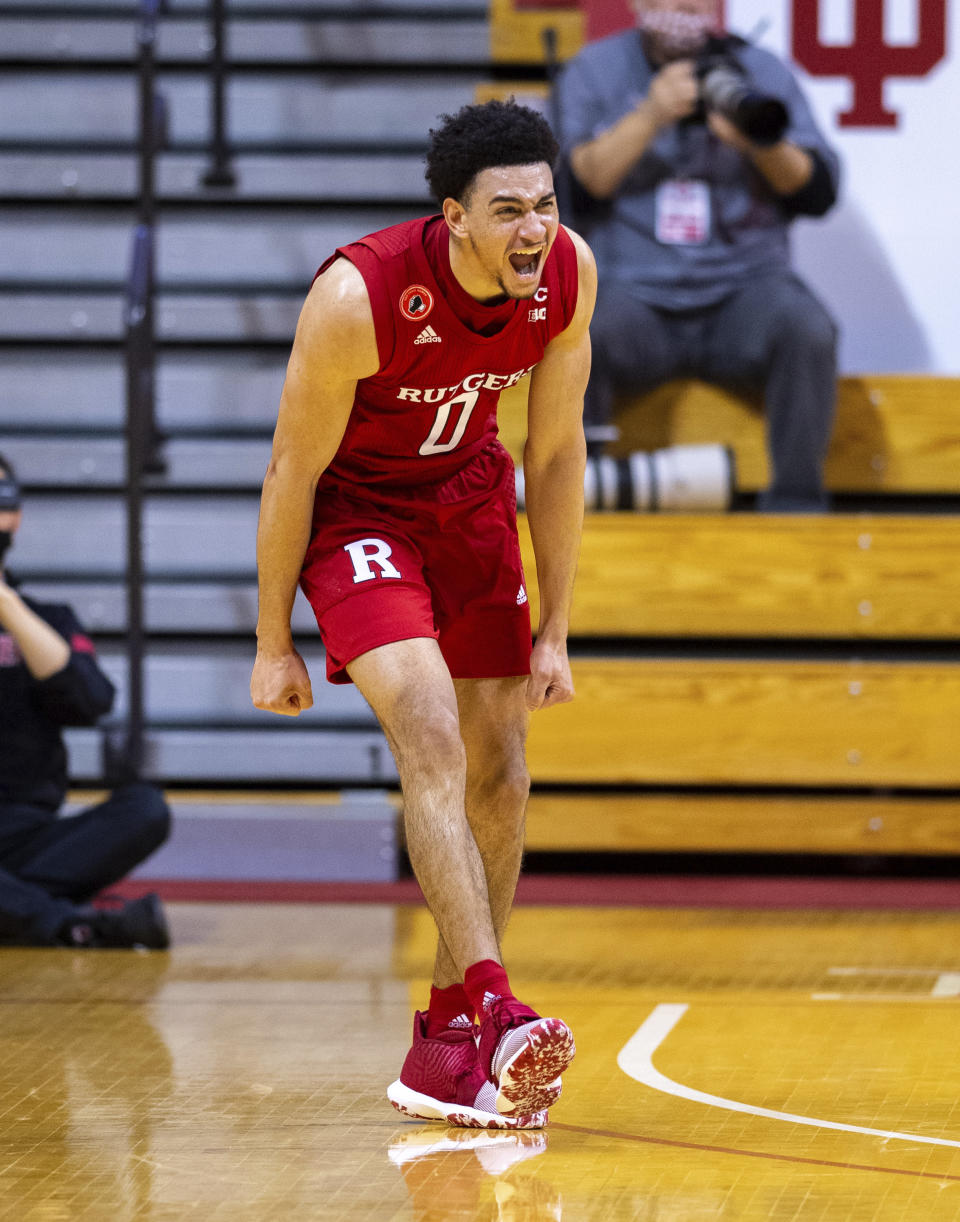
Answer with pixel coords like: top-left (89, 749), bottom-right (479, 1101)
top-left (344, 538), bottom-right (402, 584)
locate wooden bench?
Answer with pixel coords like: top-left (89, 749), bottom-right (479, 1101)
top-left (525, 658), bottom-right (960, 788)
top-left (519, 513), bottom-right (960, 639)
top-left (515, 505), bottom-right (960, 854)
top-left (523, 792), bottom-right (960, 856)
top-left (500, 375), bottom-right (960, 494)
top-left (503, 370), bottom-right (960, 855)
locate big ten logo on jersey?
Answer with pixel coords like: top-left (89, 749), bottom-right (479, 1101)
top-left (528, 285), bottom-right (548, 323)
top-left (344, 538), bottom-right (402, 584)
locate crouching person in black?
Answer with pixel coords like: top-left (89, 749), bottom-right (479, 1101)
top-left (0, 453), bottom-right (171, 949)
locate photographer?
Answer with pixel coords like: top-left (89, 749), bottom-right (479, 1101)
top-left (0, 453), bottom-right (171, 948)
top-left (557, 0), bottom-right (840, 511)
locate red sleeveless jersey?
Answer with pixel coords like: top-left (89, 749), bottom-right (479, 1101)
top-left (314, 214), bottom-right (579, 490)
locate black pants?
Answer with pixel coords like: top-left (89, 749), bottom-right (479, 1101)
top-left (584, 273), bottom-right (839, 512)
top-left (0, 783), bottom-right (170, 943)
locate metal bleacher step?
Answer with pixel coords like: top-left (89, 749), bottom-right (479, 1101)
top-left (0, 348), bottom-right (287, 432)
top-left (90, 640), bottom-right (377, 725)
top-left (64, 725), bottom-right (398, 783)
top-left (12, 492), bottom-right (260, 574)
top-left (0, 289), bottom-right (303, 342)
top-left (0, 71), bottom-right (481, 144)
top-left (0, 149), bottom-right (433, 202)
top-left (1, 435), bottom-right (272, 487)
top-left (0, 206), bottom-right (411, 282)
top-left (0, 9), bottom-right (490, 67)
top-left (22, 579), bottom-right (318, 635)
top-left (125, 790), bottom-right (400, 882)
top-left (0, 205), bottom-right (416, 340)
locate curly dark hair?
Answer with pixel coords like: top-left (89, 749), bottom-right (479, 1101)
top-left (425, 99), bottom-right (559, 206)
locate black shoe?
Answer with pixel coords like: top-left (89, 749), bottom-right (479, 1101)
top-left (61, 893), bottom-right (170, 950)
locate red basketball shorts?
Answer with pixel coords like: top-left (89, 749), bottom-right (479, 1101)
top-left (299, 443), bottom-right (532, 684)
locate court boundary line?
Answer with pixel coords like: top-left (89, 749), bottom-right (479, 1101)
top-left (618, 1003), bottom-right (960, 1150)
top-left (549, 1122), bottom-right (960, 1183)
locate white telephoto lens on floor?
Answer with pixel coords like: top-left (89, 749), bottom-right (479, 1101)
top-left (651, 444), bottom-right (735, 511)
top-left (515, 443), bottom-right (734, 512)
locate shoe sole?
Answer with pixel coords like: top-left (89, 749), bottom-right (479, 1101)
top-left (493, 1017), bottom-right (575, 1116)
top-left (386, 1079), bottom-right (548, 1130)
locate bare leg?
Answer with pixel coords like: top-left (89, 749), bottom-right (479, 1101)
top-left (370, 656), bottom-right (571, 1121)
top-left (432, 676), bottom-right (530, 989)
top-left (348, 637), bottom-right (501, 974)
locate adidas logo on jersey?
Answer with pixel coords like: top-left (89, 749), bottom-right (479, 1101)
top-left (414, 325), bottom-right (442, 345)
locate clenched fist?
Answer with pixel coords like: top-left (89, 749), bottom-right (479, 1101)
top-left (251, 648), bottom-right (314, 716)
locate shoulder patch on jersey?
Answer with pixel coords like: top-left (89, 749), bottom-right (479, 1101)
top-left (399, 284), bottom-right (434, 322)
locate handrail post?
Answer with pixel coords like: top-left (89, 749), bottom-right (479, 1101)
top-left (112, 0), bottom-right (167, 783)
top-left (136, 0), bottom-right (158, 229)
top-left (124, 243), bottom-right (150, 780)
top-left (202, 0), bottom-right (237, 187)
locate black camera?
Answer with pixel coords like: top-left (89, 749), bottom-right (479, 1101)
top-left (0, 476), bottom-right (21, 512)
top-left (696, 39), bottom-right (788, 147)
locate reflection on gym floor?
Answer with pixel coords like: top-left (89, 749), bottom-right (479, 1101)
top-left (2, 901), bottom-right (960, 1219)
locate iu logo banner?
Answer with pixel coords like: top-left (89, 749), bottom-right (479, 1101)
top-left (792, 0), bottom-right (948, 127)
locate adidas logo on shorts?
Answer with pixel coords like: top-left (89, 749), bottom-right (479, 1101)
top-left (516, 584), bottom-right (528, 606)
top-left (414, 325), bottom-right (442, 345)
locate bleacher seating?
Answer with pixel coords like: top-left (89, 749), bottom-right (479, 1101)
top-left (4, 0), bottom-right (960, 868)
top-left (500, 375), bottom-right (960, 496)
top-left (0, 0), bottom-right (487, 879)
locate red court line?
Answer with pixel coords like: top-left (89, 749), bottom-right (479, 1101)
top-left (108, 875), bottom-right (960, 907)
top-left (550, 1122), bottom-right (960, 1183)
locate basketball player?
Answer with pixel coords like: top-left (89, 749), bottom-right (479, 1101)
top-left (251, 101), bottom-right (596, 1128)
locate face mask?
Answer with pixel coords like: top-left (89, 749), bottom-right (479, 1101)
top-left (0, 530), bottom-right (11, 566)
top-left (638, 8), bottom-right (717, 58)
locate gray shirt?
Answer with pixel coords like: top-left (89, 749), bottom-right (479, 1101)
top-left (557, 31), bottom-right (840, 309)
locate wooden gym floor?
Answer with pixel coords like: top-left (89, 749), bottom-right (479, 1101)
top-left (3, 895), bottom-right (960, 1220)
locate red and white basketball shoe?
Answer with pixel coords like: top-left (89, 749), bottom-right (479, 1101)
top-left (476, 995), bottom-right (575, 1117)
top-left (387, 1011), bottom-right (555, 1129)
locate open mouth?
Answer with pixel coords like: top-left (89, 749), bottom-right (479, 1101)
top-left (508, 248), bottom-right (542, 278)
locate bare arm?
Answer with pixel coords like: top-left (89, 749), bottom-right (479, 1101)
top-left (522, 228), bottom-right (597, 711)
top-left (251, 259), bottom-right (380, 715)
top-left (572, 59), bottom-right (814, 202)
top-left (0, 581), bottom-right (70, 679)
top-left (707, 113), bottom-right (814, 195)
top-left (570, 60), bottom-right (699, 200)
